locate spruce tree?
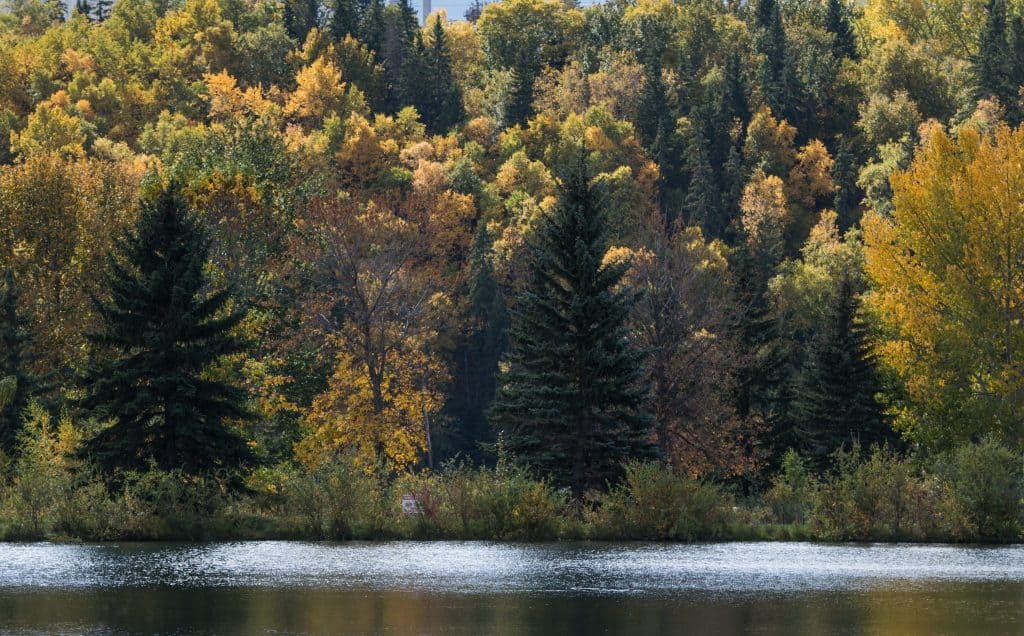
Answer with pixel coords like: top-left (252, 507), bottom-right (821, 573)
top-left (329, 0), bottom-right (360, 41)
top-left (78, 186), bottom-right (254, 476)
top-left (284, 0), bottom-right (321, 44)
top-left (832, 138), bottom-right (861, 231)
top-left (825, 0), bottom-right (857, 60)
top-left (443, 224), bottom-right (508, 460)
top-left (489, 157), bottom-right (657, 499)
top-left (465, 0), bottom-right (485, 22)
top-left (721, 140), bottom-right (746, 242)
top-left (730, 218), bottom-right (796, 467)
top-left (381, 0), bottom-right (419, 112)
top-left (724, 50), bottom-right (751, 127)
top-left (683, 126), bottom-right (722, 236)
top-left (419, 18), bottom-right (465, 134)
top-left (754, 0), bottom-right (801, 128)
top-left (974, 0), bottom-right (1024, 123)
top-left (361, 0), bottom-right (385, 59)
top-left (0, 269), bottom-right (44, 455)
top-left (792, 276), bottom-right (889, 469)
top-left (400, 34), bottom-right (429, 114)
top-left (49, 0), bottom-right (67, 23)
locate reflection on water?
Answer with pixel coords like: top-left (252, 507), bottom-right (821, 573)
top-left (0, 542), bottom-right (1021, 635)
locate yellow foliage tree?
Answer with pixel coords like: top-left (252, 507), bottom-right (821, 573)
top-left (286, 57), bottom-right (352, 128)
top-left (10, 104), bottom-right (88, 159)
top-left (297, 347), bottom-right (447, 471)
top-left (863, 124), bottom-right (1024, 450)
top-left (295, 198), bottom-right (452, 470)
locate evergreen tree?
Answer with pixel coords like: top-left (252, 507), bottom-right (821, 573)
top-left (724, 49), bottom-right (751, 127)
top-left (683, 126), bottom-right (722, 236)
top-left (361, 0), bottom-right (385, 59)
top-left (825, 0), bottom-right (857, 60)
top-left (792, 276), bottom-right (889, 469)
top-left (465, 0), bottom-right (485, 22)
top-left (721, 140), bottom-right (747, 243)
top-left (400, 34), bottom-right (429, 113)
top-left (832, 137), bottom-right (861, 231)
top-left (974, 0), bottom-right (1024, 123)
top-left (489, 157), bottom-right (657, 499)
top-left (329, 0), bottom-right (360, 41)
top-left (416, 18), bottom-right (465, 134)
top-left (73, 0), bottom-right (90, 18)
top-left (754, 0), bottom-right (801, 128)
top-left (637, 63), bottom-right (686, 223)
top-left (381, 0), bottom-right (419, 112)
top-left (731, 218), bottom-right (796, 467)
top-left (504, 60), bottom-right (535, 127)
top-left (284, 0), bottom-right (321, 44)
top-left (0, 270), bottom-right (44, 455)
top-left (442, 224), bottom-right (508, 461)
top-left (78, 186), bottom-right (255, 476)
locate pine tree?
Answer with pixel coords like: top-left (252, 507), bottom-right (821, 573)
top-left (683, 126), bottom-right (722, 236)
top-left (792, 276), bottom-right (889, 469)
top-left (443, 224), bottom-right (508, 460)
top-left (489, 157), bottom-right (657, 499)
top-left (0, 270), bottom-right (44, 455)
top-left (329, 0), bottom-right (360, 41)
top-left (832, 138), bottom-right (861, 231)
top-left (825, 0), bottom-right (857, 60)
top-left (361, 0), bottom-right (385, 60)
top-left (284, 0), bottom-right (321, 43)
top-left (464, 0), bottom-right (485, 22)
top-left (754, 0), bottom-right (801, 128)
top-left (724, 50), bottom-right (751, 127)
top-left (974, 0), bottom-right (1024, 123)
top-left (417, 18), bottom-right (465, 134)
top-left (731, 217), bottom-right (796, 466)
top-left (381, 0), bottom-right (419, 112)
top-left (78, 186), bottom-right (255, 476)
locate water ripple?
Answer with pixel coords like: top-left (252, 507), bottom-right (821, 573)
top-left (0, 541), bottom-right (1021, 594)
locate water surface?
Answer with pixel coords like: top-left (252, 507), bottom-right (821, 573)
top-left (0, 541), bottom-right (1021, 634)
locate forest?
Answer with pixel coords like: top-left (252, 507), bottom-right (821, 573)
top-left (0, 0), bottom-right (1020, 542)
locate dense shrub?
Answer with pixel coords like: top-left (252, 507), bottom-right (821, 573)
top-left (764, 450), bottom-right (814, 525)
top-left (935, 438), bottom-right (1022, 542)
top-left (588, 461), bottom-right (735, 541)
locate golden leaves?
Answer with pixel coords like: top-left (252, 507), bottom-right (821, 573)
top-left (864, 123), bottom-right (1024, 447)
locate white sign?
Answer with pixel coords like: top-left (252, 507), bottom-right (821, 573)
top-left (401, 494), bottom-right (420, 515)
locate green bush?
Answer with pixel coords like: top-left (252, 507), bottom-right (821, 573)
top-left (589, 461), bottom-right (734, 541)
top-left (935, 438), bottom-right (1022, 542)
top-left (765, 450), bottom-right (816, 525)
top-left (252, 455), bottom-right (388, 539)
top-left (810, 445), bottom-right (940, 540)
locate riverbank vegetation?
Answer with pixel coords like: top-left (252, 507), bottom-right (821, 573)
top-left (1, 425), bottom-right (1019, 541)
top-left (0, 0), bottom-right (1022, 543)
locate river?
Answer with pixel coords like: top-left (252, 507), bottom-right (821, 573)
top-left (0, 541), bottom-right (1021, 634)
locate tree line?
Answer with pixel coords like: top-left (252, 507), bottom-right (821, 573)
top-left (0, 0), bottom-right (1021, 509)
